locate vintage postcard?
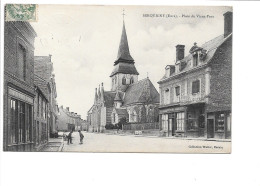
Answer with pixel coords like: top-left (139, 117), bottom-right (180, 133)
top-left (2, 5), bottom-right (232, 153)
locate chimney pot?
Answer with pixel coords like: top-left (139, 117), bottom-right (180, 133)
top-left (224, 11), bottom-right (233, 37)
top-left (176, 45), bottom-right (185, 62)
top-left (66, 107), bottom-right (69, 111)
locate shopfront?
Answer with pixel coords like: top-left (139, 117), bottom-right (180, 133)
top-left (6, 87), bottom-right (34, 151)
top-left (207, 111), bottom-right (231, 139)
top-left (159, 103), bottom-right (206, 138)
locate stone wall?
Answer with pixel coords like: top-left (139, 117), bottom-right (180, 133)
top-left (123, 122), bottom-right (159, 130)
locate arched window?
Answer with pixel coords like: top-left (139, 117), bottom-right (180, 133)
top-left (130, 77), bottom-right (134, 84)
top-left (122, 77), bottom-right (126, 85)
top-left (133, 110), bottom-right (138, 122)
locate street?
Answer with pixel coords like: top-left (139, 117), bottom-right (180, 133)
top-left (62, 131), bottom-right (231, 153)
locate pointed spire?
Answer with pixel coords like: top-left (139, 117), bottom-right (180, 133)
top-left (116, 19), bottom-right (134, 63)
top-left (98, 85), bottom-right (101, 98)
top-left (100, 82), bottom-right (104, 102)
top-left (94, 88), bottom-right (98, 104)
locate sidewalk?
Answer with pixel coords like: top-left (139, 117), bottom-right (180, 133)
top-left (103, 131), bottom-right (231, 142)
top-left (41, 137), bottom-right (64, 152)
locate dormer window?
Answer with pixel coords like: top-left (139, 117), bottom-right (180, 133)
top-left (130, 77), bottom-right (134, 84)
top-left (122, 77), bottom-right (126, 85)
top-left (193, 52), bottom-right (198, 67)
top-left (165, 65), bottom-right (175, 77)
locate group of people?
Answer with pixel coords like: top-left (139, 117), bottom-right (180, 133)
top-left (65, 130), bottom-right (84, 145)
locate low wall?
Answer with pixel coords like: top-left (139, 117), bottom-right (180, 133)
top-left (123, 122), bottom-right (159, 130)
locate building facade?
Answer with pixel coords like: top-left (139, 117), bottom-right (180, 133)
top-left (34, 75), bottom-right (50, 150)
top-left (158, 12), bottom-right (232, 139)
top-left (3, 22), bottom-right (37, 151)
top-left (34, 55), bottom-right (58, 137)
top-left (57, 106), bottom-right (83, 132)
top-left (88, 20), bottom-right (160, 133)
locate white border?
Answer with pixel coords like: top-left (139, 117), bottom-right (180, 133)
top-left (1, 1), bottom-right (260, 186)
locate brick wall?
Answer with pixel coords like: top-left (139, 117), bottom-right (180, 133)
top-left (207, 36), bottom-right (232, 112)
top-left (3, 22), bottom-right (36, 151)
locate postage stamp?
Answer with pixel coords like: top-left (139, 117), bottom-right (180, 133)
top-left (5, 4), bottom-right (37, 22)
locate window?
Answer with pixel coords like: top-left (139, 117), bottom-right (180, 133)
top-left (193, 53), bottom-right (198, 67)
top-left (162, 114), bottom-right (168, 131)
top-left (187, 112), bottom-right (198, 130)
top-left (176, 112), bottom-right (185, 131)
top-left (175, 86), bottom-right (180, 96)
top-left (37, 95), bottom-right (39, 117)
top-left (215, 113), bottom-right (225, 132)
top-left (19, 102), bottom-right (25, 143)
top-left (122, 77), bottom-right (126, 85)
top-left (10, 99), bottom-right (33, 144)
top-left (133, 110), bottom-right (138, 122)
top-left (130, 77), bottom-right (134, 84)
top-left (192, 80), bottom-right (200, 94)
top-left (10, 99), bottom-right (17, 144)
top-left (114, 76), bottom-right (117, 84)
top-left (18, 44), bottom-right (26, 80)
top-left (164, 88), bottom-right (170, 104)
top-left (113, 113), bottom-right (116, 123)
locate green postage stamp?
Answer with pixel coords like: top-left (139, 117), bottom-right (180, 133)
top-left (5, 4), bottom-right (37, 22)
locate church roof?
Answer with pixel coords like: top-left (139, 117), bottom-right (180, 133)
top-left (115, 21), bottom-right (134, 64)
top-left (110, 62), bottom-right (139, 77)
top-left (123, 78), bottom-right (160, 106)
top-left (103, 91), bottom-right (116, 107)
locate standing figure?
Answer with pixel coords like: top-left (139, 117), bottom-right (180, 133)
top-left (67, 130), bottom-right (73, 145)
top-left (78, 130), bottom-right (84, 144)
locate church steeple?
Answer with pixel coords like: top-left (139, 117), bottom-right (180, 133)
top-left (110, 10), bottom-right (139, 91)
top-left (115, 21), bottom-right (134, 64)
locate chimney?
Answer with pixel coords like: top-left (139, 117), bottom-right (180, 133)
top-left (66, 107), bottom-right (69, 111)
top-left (176, 45), bottom-right (185, 62)
top-left (61, 105), bottom-right (63, 109)
top-left (224, 11), bottom-right (233, 38)
top-left (49, 54), bottom-right (52, 62)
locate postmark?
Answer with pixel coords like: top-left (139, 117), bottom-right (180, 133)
top-left (5, 4), bottom-right (37, 22)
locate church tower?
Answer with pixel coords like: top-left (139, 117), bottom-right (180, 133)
top-left (110, 19), bottom-right (139, 91)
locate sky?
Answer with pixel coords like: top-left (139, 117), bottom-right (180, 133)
top-left (30, 5), bottom-right (232, 118)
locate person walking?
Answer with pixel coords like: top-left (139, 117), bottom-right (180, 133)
top-left (78, 130), bottom-right (84, 144)
top-left (67, 130), bottom-right (73, 145)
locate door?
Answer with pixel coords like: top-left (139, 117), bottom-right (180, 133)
top-left (207, 119), bottom-right (214, 138)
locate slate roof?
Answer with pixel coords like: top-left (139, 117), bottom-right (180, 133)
top-left (34, 75), bottom-right (49, 101)
top-left (115, 108), bottom-right (128, 117)
top-left (110, 62), bottom-right (139, 77)
top-left (115, 21), bottom-right (134, 64)
top-left (103, 91), bottom-right (116, 107)
top-left (159, 33), bottom-right (232, 82)
top-left (123, 78), bottom-right (160, 106)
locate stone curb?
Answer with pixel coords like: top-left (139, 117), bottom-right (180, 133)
top-left (102, 132), bottom-right (231, 142)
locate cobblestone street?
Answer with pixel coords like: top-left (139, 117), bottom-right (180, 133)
top-left (62, 131), bottom-right (231, 153)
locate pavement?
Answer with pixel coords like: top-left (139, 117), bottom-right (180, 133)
top-left (62, 131), bottom-right (231, 153)
top-left (41, 137), bottom-right (64, 152)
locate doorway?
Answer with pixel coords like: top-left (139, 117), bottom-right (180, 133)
top-left (207, 119), bottom-right (214, 138)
